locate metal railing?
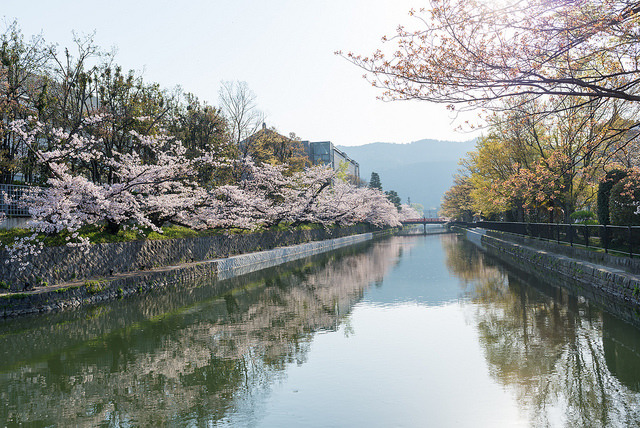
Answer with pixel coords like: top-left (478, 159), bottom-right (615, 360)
top-left (0, 184), bottom-right (34, 217)
top-left (461, 221), bottom-right (640, 258)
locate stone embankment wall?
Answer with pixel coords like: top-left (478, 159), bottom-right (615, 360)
top-left (480, 229), bottom-right (640, 275)
top-left (458, 227), bottom-right (640, 310)
top-left (0, 228), bottom-right (393, 317)
top-left (0, 224), bottom-right (374, 290)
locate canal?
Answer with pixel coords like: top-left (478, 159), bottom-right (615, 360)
top-left (2, 234), bottom-right (640, 426)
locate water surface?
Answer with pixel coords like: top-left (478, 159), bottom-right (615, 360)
top-left (2, 235), bottom-right (640, 427)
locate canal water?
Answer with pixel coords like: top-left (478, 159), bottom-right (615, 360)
top-left (2, 234), bottom-right (640, 427)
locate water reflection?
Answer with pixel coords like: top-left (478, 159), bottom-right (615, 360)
top-left (363, 235), bottom-right (463, 307)
top-left (443, 236), bottom-right (640, 426)
top-left (603, 312), bottom-right (640, 393)
top-left (0, 239), bottom-right (406, 426)
top-left (2, 235), bottom-right (640, 426)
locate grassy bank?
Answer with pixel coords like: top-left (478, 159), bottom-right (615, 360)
top-left (0, 222), bottom-right (325, 247)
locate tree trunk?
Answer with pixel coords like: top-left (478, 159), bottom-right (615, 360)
top-left (105, 220), bottom-right (120, 235)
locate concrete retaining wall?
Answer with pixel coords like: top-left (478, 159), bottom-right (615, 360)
top-left (458, 227), bottom-right (640, 310)
top-left (214, 233), bottom-right (373, 280)
top-left (0, 230), bottom-right (386, 318)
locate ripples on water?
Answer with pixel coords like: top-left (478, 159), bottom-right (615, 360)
top-left (1, 235), bottom-right (640, 426)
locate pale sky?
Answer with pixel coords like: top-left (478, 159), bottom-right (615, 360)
top-left (3, 0), bottom-right (479, 146)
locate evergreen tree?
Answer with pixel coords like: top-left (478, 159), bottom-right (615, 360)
top-left (385, 190), bottom-right (401, 210)
top-left (369, 172), bottom-right (382, 191)
top-left (597, 169), bottom-right (628, 225)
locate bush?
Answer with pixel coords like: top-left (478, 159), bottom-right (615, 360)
top-left (570, 210), bottom-right (596, 224)
top-left (598, 169), bottom-right (628, 225)
top-left (609, 175), bottom-right (640, 225)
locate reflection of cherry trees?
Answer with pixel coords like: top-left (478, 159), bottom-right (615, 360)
top-left (0, 238), bottom-right (407, 426)
top-left (442, 236), bottom-right (640, 426)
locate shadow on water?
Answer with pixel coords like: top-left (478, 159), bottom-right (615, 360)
top-left (603, 312), bottom-right (640, 392)
top-left (0, 237), bottom-right (407, 426)
top-left (443, 235), bottom-right (640, 426)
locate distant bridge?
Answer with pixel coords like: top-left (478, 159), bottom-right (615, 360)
top-left (400, 217), bottom-right (448, 225)
top-left (399, 218), bottom-right (450, 235)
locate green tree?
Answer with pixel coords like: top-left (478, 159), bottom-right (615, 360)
top-left (463, 110), bottom-right (540, 220)
top-left (460, 95), bottom-right (628, 223)
top-left (597, 169), bottom-right (628, 225)
top-left (385, 190), bottom-right (401, 211)
top-left (0, 21), bottom-right (51, 184)
top-left (441, 174), bottom-right (474, 221)
top-left (369, 172), bottom-right (382, 191)
top-left (169, 93), bottom-right (235, 185)
top-left (609, 174), bottom-right (640, 226)
top-left (409, 202), bottom-right (423, 216)
top-left (64, 64), bottom-right (176, 185)
top-left (240, 126), bottom-right (309, 174)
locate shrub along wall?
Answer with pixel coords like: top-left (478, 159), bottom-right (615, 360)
top-left (0, 224), bottom-right (375, 291)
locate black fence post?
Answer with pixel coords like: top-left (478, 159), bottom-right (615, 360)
top-left (569, 224), bottom-right (573, 247)
top-left (603, 225), bottom-right (608, 254)
top-left (585, 225), bottom-right (589, 248)
top-left (629, 225), bottom-right (633, 258)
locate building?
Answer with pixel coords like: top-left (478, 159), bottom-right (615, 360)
top-left (240, 125), bottom-right (361, 184)
top-left (301, 141), bottom-right (360, 184)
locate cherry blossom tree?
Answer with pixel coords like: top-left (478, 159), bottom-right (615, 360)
top-left (4, 112), bottom-right (401, 273)
top-left (398, 204), bottom-right (421, 221)
top-left (192, 160), bottom-right (400, 230)
top-left (344, 0), bottom-right (640, 114)
top-left (309, 181), bottom-right (401, 227)
top-left (9, 116), bottom-right (208, 240)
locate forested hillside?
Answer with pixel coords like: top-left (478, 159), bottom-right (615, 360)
top-left (339, 139), bottom-right (476, 211)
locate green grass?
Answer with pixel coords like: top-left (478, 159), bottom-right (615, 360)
top-left (84, 280), bottom-right (107, 294)
top-left (0, 224), bottom-right (225, 247)
top-left (0, 228), bottom-right (32, 246)
top-left (54, 285), bottom-right (80, 294)
top-left (0, 293), bottom-right (29, 300)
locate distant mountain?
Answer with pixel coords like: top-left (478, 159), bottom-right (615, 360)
top-left (338, 138), bottom-right (476, 212)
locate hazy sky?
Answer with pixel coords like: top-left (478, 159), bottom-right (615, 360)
top-left (3, 0), bottom-right (479, 146)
